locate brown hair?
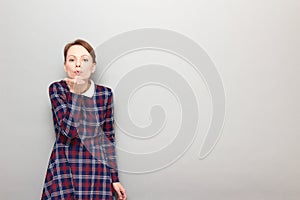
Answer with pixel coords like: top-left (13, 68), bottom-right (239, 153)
top-left (64, 39), bottom-right (96, 63)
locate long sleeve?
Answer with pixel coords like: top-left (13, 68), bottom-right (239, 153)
top-left (102, 89), bottom-right (120, 183)
top-left (49, 81), bottom-right (83, 139)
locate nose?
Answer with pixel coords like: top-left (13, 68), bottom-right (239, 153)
top-left (76, 60), bottom-right (81, 67)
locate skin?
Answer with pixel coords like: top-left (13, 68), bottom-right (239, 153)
top-left (64, 45), bottom-right (95, 94)
top-left (64, 44), bottom-right (127, 200)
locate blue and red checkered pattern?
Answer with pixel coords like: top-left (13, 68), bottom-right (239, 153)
top-left (42, 80), bottom-right (119, 200)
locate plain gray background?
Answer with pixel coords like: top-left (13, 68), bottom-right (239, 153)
top-left (1, 0), bottom-right (299, 199)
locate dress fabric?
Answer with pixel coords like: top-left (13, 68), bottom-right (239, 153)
top-left (42, 80), bottom-right (119, 200)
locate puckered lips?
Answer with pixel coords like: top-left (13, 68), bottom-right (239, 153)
top-left (74, 70), bottom-right (81, 75)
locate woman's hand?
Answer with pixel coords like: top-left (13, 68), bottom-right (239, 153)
top-left (112, 182), bottom-right (127, 200)
top-left (65, 77), bottom-right (89, 94)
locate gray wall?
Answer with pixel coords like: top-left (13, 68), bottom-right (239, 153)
top-left (1, 0), bottom-right (299, 199)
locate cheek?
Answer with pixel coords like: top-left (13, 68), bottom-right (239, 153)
top-left (65, 64), bottom-right (75, 72)
top-left (81, 67), bottom-right (93, 78)
top-left (65, 63), bottom-right (73, 69)
top-left (82, 64), bottom-right (94, 72)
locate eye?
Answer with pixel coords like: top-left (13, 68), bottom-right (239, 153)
top-left (83, 58), bottom-right (89, 62)
top-left (68, 58), bottom-right (75, 62)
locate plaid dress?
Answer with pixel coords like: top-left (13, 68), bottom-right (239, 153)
top-left (42, 80), bottom-right (119, 200)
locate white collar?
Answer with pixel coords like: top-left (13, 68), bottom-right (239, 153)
top-left (81, 79), bottom-right (95, 98)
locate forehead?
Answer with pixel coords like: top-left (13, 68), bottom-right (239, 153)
top-left (67, 45), bottom-right (90, 57)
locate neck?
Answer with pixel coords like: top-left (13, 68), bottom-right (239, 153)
top-left (81, 79), bottom-right (91, 94)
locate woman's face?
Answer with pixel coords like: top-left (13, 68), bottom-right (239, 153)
top-left (64, 45), bottom-right (96, 80)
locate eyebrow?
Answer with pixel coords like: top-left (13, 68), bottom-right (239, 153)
top-left (67, 55), bottom-right (90, 58)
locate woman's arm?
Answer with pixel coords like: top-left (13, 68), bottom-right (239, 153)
top-left (103, 90), bottom-right (127, 199)
top-left (102, 89), bottom-right (120, 183)
top-left (49, 81), bottom-right (83, 139)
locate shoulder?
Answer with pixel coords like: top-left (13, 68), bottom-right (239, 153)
top-left (48, 79), bottom-right (69, 94)
top-left (95, 84), bottom-right (114, 97)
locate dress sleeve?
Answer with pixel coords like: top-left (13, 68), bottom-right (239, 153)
top-left (49, 82), bottom-right (83, 139)
top-left (102, 89), bottom-right (120, 183)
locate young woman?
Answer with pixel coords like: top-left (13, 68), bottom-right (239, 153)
top-left (42, 39), bottom-right (126, 200)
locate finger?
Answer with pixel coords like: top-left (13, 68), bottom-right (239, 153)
top-left (115, 188), bottom-right (122, 200)
top-left (120, 187), bottom-right (126, 199)
top-left (64, 78), bottom-right (70, 83)
top-left (122, 190), bottom-right (127, 199)
top-left (120, 191), bottom-right (126, 200)
top-left (77, 79), bottom-right (85, 84)
top-left (65, 78), bottom-right (76, 84)
top-left (64, 77), bottom-right (73, 82)
top-left (74, 76), bottom-right (85, 84)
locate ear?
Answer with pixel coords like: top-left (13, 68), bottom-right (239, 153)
top-left (91, 63), bottom-right (96, 73)
top-left (63, 62), bottom-right (67, 72)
